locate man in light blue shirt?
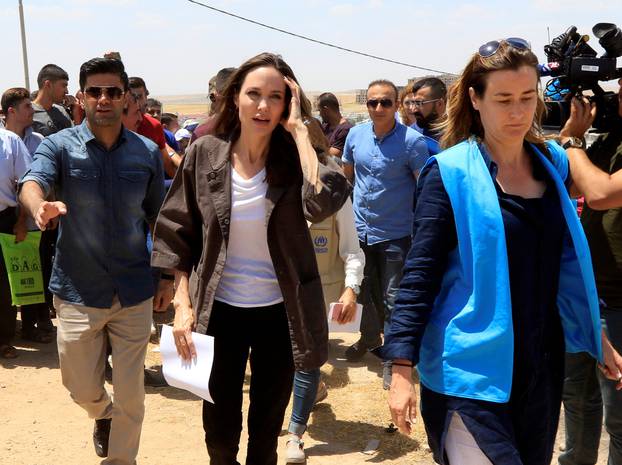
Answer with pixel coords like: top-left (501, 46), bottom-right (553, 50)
top-left (0, 128), bottom-right (32, 358)
top-left (2, 87), bottom-right (53, 342)
top-left (1, 88), bottom-right (44, 156)
top-left (342, 79), bottom-right (429, 382)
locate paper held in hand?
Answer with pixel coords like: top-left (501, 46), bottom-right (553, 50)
top-left (160, 325), bottom-right (215, 403)
top-left (327, 302), bottom-right (363, 333)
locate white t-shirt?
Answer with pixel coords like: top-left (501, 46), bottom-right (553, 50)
top-left (214, 167), bottom-right (283, 307)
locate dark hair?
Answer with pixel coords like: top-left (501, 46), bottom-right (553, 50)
top-left (146, 98), bottom-right (162, 108)
top-left (37, 64), bottom-right (69, 89)
top-left (1, 87), bottom-right (30, 115)
top-left (213, 67), bottom-right (236, 94)
top-left (160, 113), bottom-right (178, 126)
top-left (412, 77), bottom-right (447, 100)
top-left (129, 76), bottom-right (148, 94)
top-left (440, 41), bottom-right (545, 149)
top-left (214, 52), bottom-right (312, 186)
top-left (122, 92), bottom-right (138, 115)
top-left (317, 92), bottom-right (340, 113)
top-left (79, 58), bottom-right (129, 91)
top-left (367, 79), bottom-right (399, 101)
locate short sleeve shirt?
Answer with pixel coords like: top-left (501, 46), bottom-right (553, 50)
top-left (342, 121), bottom-right (430, 244)
top-left (322, 121), bottom-right (353, 152)
top-left (0, 129), bottom-right (32, 210)
top-left (137, 113), bottom-right (166, 150)
top-left (31, 103), bottom-right (73, 137)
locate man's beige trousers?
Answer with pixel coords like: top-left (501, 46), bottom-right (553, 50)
top-left (54, 295), bottom-right (152, 465)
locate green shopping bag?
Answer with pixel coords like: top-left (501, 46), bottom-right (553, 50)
top-left (0, 232), bottom-right (45, 306)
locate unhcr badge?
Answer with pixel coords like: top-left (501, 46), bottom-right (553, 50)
top-left (314, 235), bottom-right (328, 254)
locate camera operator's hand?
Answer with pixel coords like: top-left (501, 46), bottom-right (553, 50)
top-left (560, 96), bottom-right (597, 139)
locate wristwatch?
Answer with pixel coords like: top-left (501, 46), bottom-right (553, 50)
top-left (562, 137), bottom-right (585, 150)
top-left (168, 151), bottom-right (176, 158)
top-left (347, 284), bottom-right (360, 295)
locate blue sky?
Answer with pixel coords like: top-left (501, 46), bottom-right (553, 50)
top-left (1, 0), bottom-right (620, 96)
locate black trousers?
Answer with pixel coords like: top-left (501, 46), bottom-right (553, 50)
top-left (202, 300), bottom-right (295, 465)
top-left (0, 208), bottom-right (17, 345)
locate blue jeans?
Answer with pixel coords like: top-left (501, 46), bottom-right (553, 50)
top-left (288, 369), bottom-right (320, 436)
top-left (560, 307), bottom-right (622, 465)
top-left (359, 236), bottom-right (411, 347)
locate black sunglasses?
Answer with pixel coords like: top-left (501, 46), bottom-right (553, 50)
top-left (366, 98), bottom-right (394, 109)
top-left (478, 37), bottom-right (531, 58)
top-left (84, 86), bottom-right (125, 101)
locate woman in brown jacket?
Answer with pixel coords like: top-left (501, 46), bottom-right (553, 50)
top-left (151, 53), bottom-right (349, 465)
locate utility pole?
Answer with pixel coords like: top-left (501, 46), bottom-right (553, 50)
top-left (18, 0), bottom-right (30, 91)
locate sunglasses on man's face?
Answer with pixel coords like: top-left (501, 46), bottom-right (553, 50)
top-left (478, 37), bottom-right (531, 58)
top-left (366, 98), bottom-right (394, 109)
top-left (84, 86), bottom-right (125, 101)
top-left (403, 98), bottom-right (441, 108)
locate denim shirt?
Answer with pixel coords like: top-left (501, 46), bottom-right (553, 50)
top-left (20, 122), bottom-right (165, 308)
top-left (342, 121), bottom-right (429, 244)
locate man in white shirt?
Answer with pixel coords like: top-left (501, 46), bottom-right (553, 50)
top-left (2, 88), bottom-right (44, 155)
top-left (0, 129), bottom-right (33, 358)
top-left (1, 88), bottom-right (53, 342)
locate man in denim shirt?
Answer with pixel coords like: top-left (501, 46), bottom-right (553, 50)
top-left (342, 79), bottom-right (429, 384)
top-left (20, 58), bottom-right (169, 465)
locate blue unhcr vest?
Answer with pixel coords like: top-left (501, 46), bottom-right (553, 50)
top-left (418, 138), bottom-right (602, 403)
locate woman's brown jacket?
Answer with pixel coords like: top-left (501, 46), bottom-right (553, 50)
top-left (151, 135), bottom-right (350, 370)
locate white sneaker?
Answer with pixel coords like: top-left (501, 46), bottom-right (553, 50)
top-left (285, 436), bottom-right (306, 464)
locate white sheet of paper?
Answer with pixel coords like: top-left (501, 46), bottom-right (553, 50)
top-left (327, 302), bottom-right (363, 333)
top-left (160, 325), bottom-right (215, 403)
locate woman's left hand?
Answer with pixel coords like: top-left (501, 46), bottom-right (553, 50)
top-left (599, 330), bottom-right (622, 390)
top-left (337, 287), bottom-right (357, 324)
top-left (281, 76), bottom-right (304, 134)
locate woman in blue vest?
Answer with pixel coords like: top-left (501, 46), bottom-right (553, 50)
top-left (379, 39), bottom-right (622, 465)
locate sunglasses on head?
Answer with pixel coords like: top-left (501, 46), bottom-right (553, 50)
top-left (366, 98), bottom-right (394, 109)
top-left (478, 37), bottom-right (530, 58)
top-left (84, 86), bottom-right (125, 101)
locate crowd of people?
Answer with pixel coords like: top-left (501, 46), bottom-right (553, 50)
top-left (1, 40), bottom-right (622, 465)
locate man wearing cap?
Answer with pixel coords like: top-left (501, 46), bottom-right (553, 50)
top-left (174, 128), bottom-right (191, 155)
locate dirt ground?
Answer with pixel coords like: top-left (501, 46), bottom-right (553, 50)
top-left (0, 317), bottom-right (610, 465)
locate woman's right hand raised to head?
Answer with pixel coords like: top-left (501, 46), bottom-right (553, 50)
top-left (172, 271), bottom-right (197, 360)
top-left (388, 363), bottom-right (418, 435)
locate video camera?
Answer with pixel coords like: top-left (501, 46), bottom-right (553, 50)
top-left (540, 23), bottom-right (622, 132)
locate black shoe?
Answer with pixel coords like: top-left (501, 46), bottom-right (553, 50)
top-left (37, 318), bottom-right (56, 333)
top-left (345, 338), bottom-right (381, 362)
top-left (144, 366), bottom-right (168, 387)
top-left (93, 418), bottom-right (111, 458)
